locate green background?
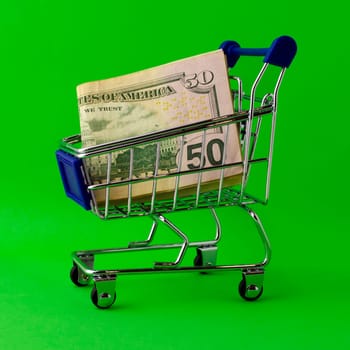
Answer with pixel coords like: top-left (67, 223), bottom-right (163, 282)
top-left (1, 1), bottom-right (349, 349)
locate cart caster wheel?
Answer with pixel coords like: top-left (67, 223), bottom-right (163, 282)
top-left (238, 278), bottom-right (263, 301)
top-left (70, 264), bottom-right (90, 287)
top-left (91, 284), bottom-right (117, 309)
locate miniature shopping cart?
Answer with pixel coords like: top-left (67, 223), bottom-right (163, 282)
top-left (56, 36), bottom-right (296, 309)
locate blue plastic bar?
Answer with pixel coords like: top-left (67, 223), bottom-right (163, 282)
top-left (234, 48), bottom-right (268, 56)
top-left (56, 150), bottom-right (91, 210)
top-left (220, 36), bottom-right (297, 68)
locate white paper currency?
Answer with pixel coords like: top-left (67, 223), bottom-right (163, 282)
top-left (85, 125), bottom-right (242, 205)
top-left (77, 49), bottom-right (234, 146)
top-left (77, 50), bottom-right (243, 205)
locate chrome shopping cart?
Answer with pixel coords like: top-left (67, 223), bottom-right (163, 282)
top-left (56, 36), bottom-right (297, 309)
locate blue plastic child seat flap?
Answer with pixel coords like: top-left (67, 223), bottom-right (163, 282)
top-left (56, 150), bottom-right (91, 210)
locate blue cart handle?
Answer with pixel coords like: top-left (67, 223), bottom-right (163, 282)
top-left (220, 36), bottom-right (297, 68)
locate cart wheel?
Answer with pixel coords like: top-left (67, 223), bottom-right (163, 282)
top-left (70, 264), bottom-right (90, 287)
top-left (91, 284), bottom-right (117, 309)
top-left (238, 278), bottom-right (263, 301)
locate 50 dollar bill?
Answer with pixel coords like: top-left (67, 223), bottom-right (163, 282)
top-left (77, 49), bottom-right (243, 205)
top-left (77, 49), bottom-right (234, 146)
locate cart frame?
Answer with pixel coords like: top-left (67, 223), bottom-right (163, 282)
top-left (56, 36), bottom-right (296, 308)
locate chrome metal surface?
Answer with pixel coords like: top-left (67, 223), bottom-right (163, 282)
top-left (70, 203), bottom-right (271, 280)
top-left (60, 106), bottom-right (273, 158)
top-left (93, 275), bottom-right (117, 309)
top-left (154, 214), bottom-right (189, 268)
top-left (60, 53), bottom-right (293, 306)
top-left (150, 143), bottom-right (161, 213)
top-left (104, 153), bottom-right (112, 218)
top-left (240, 204), bottom-right (272, 266)
top-left (265, 68), bottom-right (286, 203)
top-left (127, 148), bottom-right (134, 215)
top-left (240, 63), bottom-right (269, 200)
top-left (196, 246), bottom-right (218, 267)
top-left (75, 254), bottom-right (94, 285)
top-left (242, 269), bottom-right (264, 299)
top-left (172, 135), bottom-right (185, 210)
top-left (128, 217), bottom-right (158, 248)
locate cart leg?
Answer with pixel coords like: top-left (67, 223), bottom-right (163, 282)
top-left (70, 254), bottom-right (94, 287)
top-left (128, 217), bottom-right (158, 248)
top-left (91, 275), bottom-right (117, 309)
top-left (154, 214), bottom-right (189, 268)
top-left (237, 205), bottom-right (270, 301)
top-left (239, 269), bottom-right (264, 301)
top-left (193, 207), bottom-right (221, 267)
top-left (239, 204), bottom-right (272, 266)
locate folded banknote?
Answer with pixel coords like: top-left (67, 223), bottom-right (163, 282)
top-left (77, 49), bottom-right (242, 205)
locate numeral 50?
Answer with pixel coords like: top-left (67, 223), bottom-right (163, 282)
top-left (186, 138), bottom-right (224, 169)
top-left (182, 70), bottom-right (214, 89)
